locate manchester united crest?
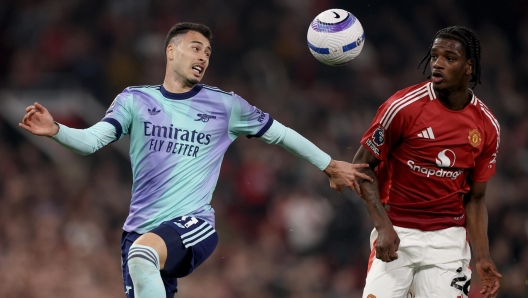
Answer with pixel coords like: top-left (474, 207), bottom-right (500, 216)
top-left (468, 128), bottom-right (482, 147)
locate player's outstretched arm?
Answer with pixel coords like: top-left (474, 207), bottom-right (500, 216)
top-left (19, 102), bottom-right (117, 156)
top-left (19, 102), bottom-right (59, 137)
top-left (259, 120), bottom-right (372, 195)
top-left (353, 146), bottom-right (399, 262)
top-left (464, 181), bottom-right (502, 298)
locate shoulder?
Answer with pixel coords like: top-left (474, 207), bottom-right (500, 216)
top-left (387, 81), bottom-right (433, 104)
top-left (201, 84), bottom-right (248, 108)
top-left (123, 84), bottom-right (161, 94)
top-left (118, 85), bottom-right (164, 105)
top-left (201, 84), bottom-right (233, 96)
top-left (472, 95), bottom-right (500, 136)
top-left (379, 81), bottom-right (433, 129)
top-left (120, 85), bottom-right (162, 98)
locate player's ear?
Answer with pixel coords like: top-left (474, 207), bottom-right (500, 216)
top-left (166, 43), bottom-right (174, 61)
top-left (465, 59), bottom-right (472, 75)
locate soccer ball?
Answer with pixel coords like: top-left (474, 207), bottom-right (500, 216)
top-left (307, 8), bottom-right (365, 66)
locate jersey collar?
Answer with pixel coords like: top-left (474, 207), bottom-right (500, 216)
top-left (160, 84), bottom-right (203, 100)
top-left (428, 81), bottom-right (477, 105)
top-left (468, 89), bottom-right (477, 105)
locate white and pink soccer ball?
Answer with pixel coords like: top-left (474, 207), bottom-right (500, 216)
top-left (307, 8), bottom-right (365, 66)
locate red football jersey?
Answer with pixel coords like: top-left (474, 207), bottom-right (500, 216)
top-left (360, 81), bottom-right (500, 231)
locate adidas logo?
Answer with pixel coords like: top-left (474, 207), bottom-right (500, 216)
top-left (148, 107), bottom-right (161, 115)
top-left (417, 127), bottom-right (435, 139)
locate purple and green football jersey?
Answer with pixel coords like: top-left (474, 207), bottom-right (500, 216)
top-left (102, 84), bottom-right (273, 234)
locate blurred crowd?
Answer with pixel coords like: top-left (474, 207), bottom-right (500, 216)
top-left (0, 0), bottom-right (527, 297)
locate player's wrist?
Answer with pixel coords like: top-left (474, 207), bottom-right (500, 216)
top-left (474, 252), bottom-right (492, 262)
top-left (48, 122), bottom-right (60, 137)
top-left (322, 159), bottom-right (337, 175)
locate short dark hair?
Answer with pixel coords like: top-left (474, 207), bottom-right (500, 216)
top-left (418, 26), bottom-right (482, 89)
top-left (164, 22), bottom-right (213, 54)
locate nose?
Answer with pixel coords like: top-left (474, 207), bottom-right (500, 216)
top-left (432, 57), bottom-right (444, 69)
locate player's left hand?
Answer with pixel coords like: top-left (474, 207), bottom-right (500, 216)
top-left (476, 258), bottom-right (502, 298)
top-left (323, 160), bottom-right (373, 196)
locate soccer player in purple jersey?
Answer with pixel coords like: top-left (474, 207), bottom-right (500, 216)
top-left (20, 22), bottom-right (372, 297)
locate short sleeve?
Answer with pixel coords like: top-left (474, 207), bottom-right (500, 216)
top-left (101, 90), bottom-right (133, 141)
top-left (469, 125), bottom-right (499, 182)
top-left (360, 99), bottom-right (406, 160)
top-left (228, 94), bottom-right (273, 138)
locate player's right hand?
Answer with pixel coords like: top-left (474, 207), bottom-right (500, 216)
top-left (323, 160), bottom-right (374, 196)
top-left (375, 225), bottom-right (400, 262)
top-left (477, 258), bottom-right (501, 298)
top-left (19, 102), bottom-right (59, 137)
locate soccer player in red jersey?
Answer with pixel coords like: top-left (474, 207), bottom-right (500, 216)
top-left (353, 26), bottom-right (502, 298)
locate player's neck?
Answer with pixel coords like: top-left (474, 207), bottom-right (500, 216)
top-left (163, 76), bottom-right (196, 94)
top-left (434, 87), bottom-right (471, 111)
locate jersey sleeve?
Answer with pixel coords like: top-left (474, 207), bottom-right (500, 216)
top-left (51, 121), bottom-right (116, 155)
top-left (228, 93), bottom-right (273, 138)
top-left (360, 97), bottom-right (407, 160)
top-left (101, 90), bottom-right (133, 141)
top-left (469, 123), bottom-right (499, 182)
top-left (261, 120), bottom-right (331, 170)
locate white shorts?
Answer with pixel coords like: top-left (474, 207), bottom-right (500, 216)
top-left (362, 226), bottom-right (472, 298)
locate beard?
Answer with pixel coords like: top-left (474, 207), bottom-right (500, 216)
top-left (185, 74), bottom-right (202, 86)
top-left (187, 77), bottom-right (200, 85)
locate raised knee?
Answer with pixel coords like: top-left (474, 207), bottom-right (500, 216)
top-left (128, 244), bottom-right (160, 276)
top-left (133, 233), bottom-right (167, 269)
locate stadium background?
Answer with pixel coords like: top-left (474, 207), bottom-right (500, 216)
top-left (0, 0), bottom-right (527, 297)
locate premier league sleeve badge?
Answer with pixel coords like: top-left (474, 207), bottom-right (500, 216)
top-left (372, 127), bottom-right (385, 146)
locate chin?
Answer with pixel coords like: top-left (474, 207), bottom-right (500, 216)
top-left (432, 80), bottom-right (448, 89)
top-left (187, 77), bottom-right (201, 85)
